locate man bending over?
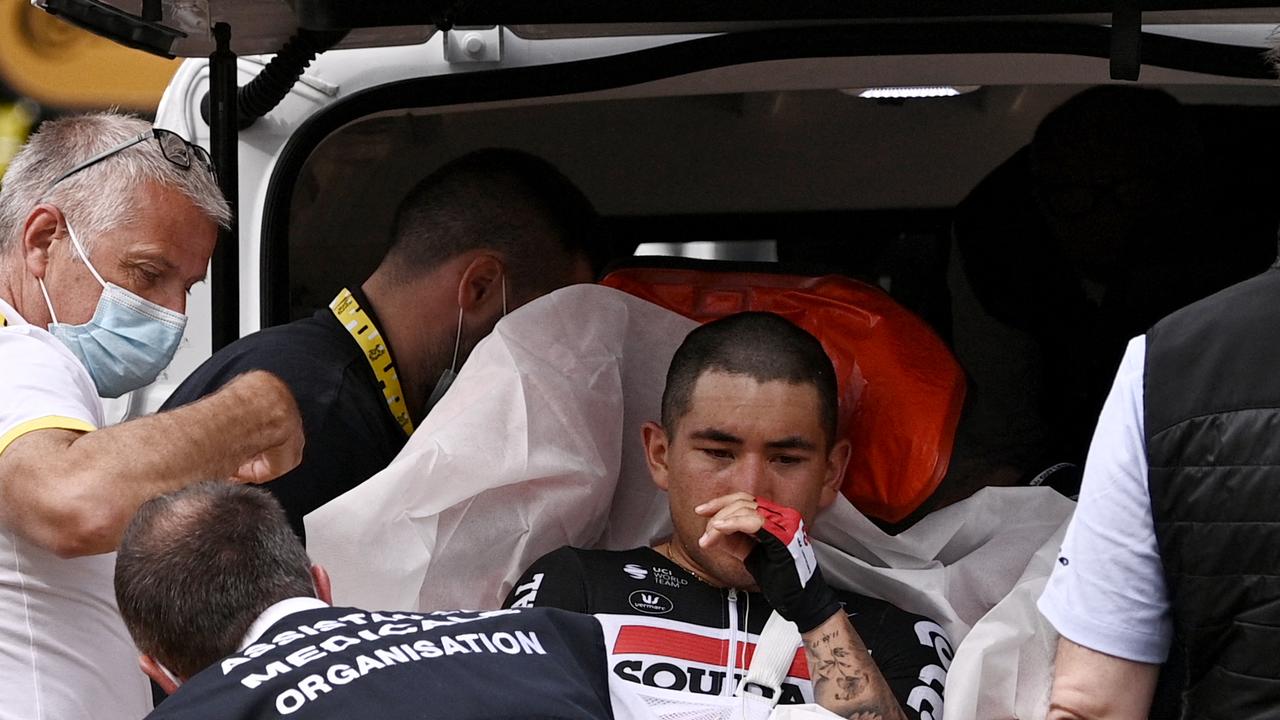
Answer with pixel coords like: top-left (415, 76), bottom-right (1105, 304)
top-left (163, 149), bottom-right (596, 539)
top-left (505, 312), bottom-right (952, 720)
top-left (114, 482), bottom-right (643, 719)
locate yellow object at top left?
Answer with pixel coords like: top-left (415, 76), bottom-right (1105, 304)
top-left (0, 0), bottom-right (179, 112)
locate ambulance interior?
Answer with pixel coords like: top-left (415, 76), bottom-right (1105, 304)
top-left (282, 83), bottom-right (1280, 327)
top-left (280, 74), bottom-right (1280, 718)
top-left (282, 80), bottom-right (1280, 497)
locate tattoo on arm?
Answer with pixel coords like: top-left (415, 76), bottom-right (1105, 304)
top-left (802, 614), bottom-right (908, 720)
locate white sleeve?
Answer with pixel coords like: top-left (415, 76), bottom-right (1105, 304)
top-left (0, 329), bottom-right (101, 455)
top-left (1037, 335), bottom-right (1172, 664)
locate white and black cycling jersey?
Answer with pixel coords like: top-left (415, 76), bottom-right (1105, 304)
top-left (505, 547), bottom-right (952, 720)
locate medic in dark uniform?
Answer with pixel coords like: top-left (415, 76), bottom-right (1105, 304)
top-left (113, 483), bottom-right (630, 720)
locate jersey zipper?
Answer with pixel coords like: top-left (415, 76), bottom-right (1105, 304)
top-left (741, 590), bottom-right (752, 692)
top-left (726, 587), bottom-right (739, 695)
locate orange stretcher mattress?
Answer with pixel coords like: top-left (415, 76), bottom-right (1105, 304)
top-left (601, 267), bottom-right (965, 522)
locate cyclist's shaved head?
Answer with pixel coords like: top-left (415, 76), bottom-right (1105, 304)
top-left (661, 312), bottom-right (838, 446)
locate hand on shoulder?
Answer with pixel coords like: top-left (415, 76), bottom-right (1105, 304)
top-left (219, 371), bottom-right (305, 484)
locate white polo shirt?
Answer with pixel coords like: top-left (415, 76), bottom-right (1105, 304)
top-left (0, 297), bottom-right (151, 720)
top-left (1037, 336), bottom-right (1174, 664)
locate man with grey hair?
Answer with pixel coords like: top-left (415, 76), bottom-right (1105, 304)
top-left (0, 113), bottom-right (305, 719)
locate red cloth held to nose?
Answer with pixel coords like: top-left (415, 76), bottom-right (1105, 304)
top-left (755, 497), bottom-right (803, 546)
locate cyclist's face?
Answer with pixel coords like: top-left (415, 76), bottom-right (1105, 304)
top-left (644, 371), bottom-right (846, 587)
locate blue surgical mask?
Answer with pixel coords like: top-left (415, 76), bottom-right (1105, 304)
top-left (38, 221), bottom-right (187, 398)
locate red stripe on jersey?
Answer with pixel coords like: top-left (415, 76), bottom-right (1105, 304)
top-left (613, 625), bottom-right (810, 680)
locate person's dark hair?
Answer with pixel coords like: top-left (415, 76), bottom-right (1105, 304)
top-left (380, 148), bottom-right (599, 291)
top-left (114, 482), bottom-right (316, 679)
top-left (661, 312), bottom-right (839, 445)
top-left (1030, 85), bottom-right (1204, 181)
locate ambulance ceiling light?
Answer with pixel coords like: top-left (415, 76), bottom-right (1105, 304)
top-left (848, 85), bottom-right (981, 99)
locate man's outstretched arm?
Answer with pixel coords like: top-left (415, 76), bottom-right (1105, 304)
top-left (0, 370), bottom-right (303, 557)
top-left (1047, 636), bottom-right (1159, 720)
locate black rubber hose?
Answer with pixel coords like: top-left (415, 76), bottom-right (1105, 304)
top-left (200, 28), bottom-right (348, 130)
top-left (141, 0), bottom-right (162, 22)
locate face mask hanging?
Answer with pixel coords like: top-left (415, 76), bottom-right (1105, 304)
top-left (424, 273), bottom-right (507, 413)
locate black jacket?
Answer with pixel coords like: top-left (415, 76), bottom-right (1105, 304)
top-left (1146, 267), bottom-right (1280, 719)
top-left (147, 606), bottom-right (618, 720)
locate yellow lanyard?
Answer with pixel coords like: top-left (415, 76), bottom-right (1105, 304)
top-left (329, 288), bottom-right (414, 438)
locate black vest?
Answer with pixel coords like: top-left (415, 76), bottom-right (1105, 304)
top-left (1145, 267), bottom-right (1280, 719)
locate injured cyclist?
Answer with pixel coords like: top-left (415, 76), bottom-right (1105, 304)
top-left (504, 312), bottom-right (950, 720)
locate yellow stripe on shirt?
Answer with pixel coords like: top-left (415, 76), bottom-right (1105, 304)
top-left (0, 416), bottom-right (95, 457)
